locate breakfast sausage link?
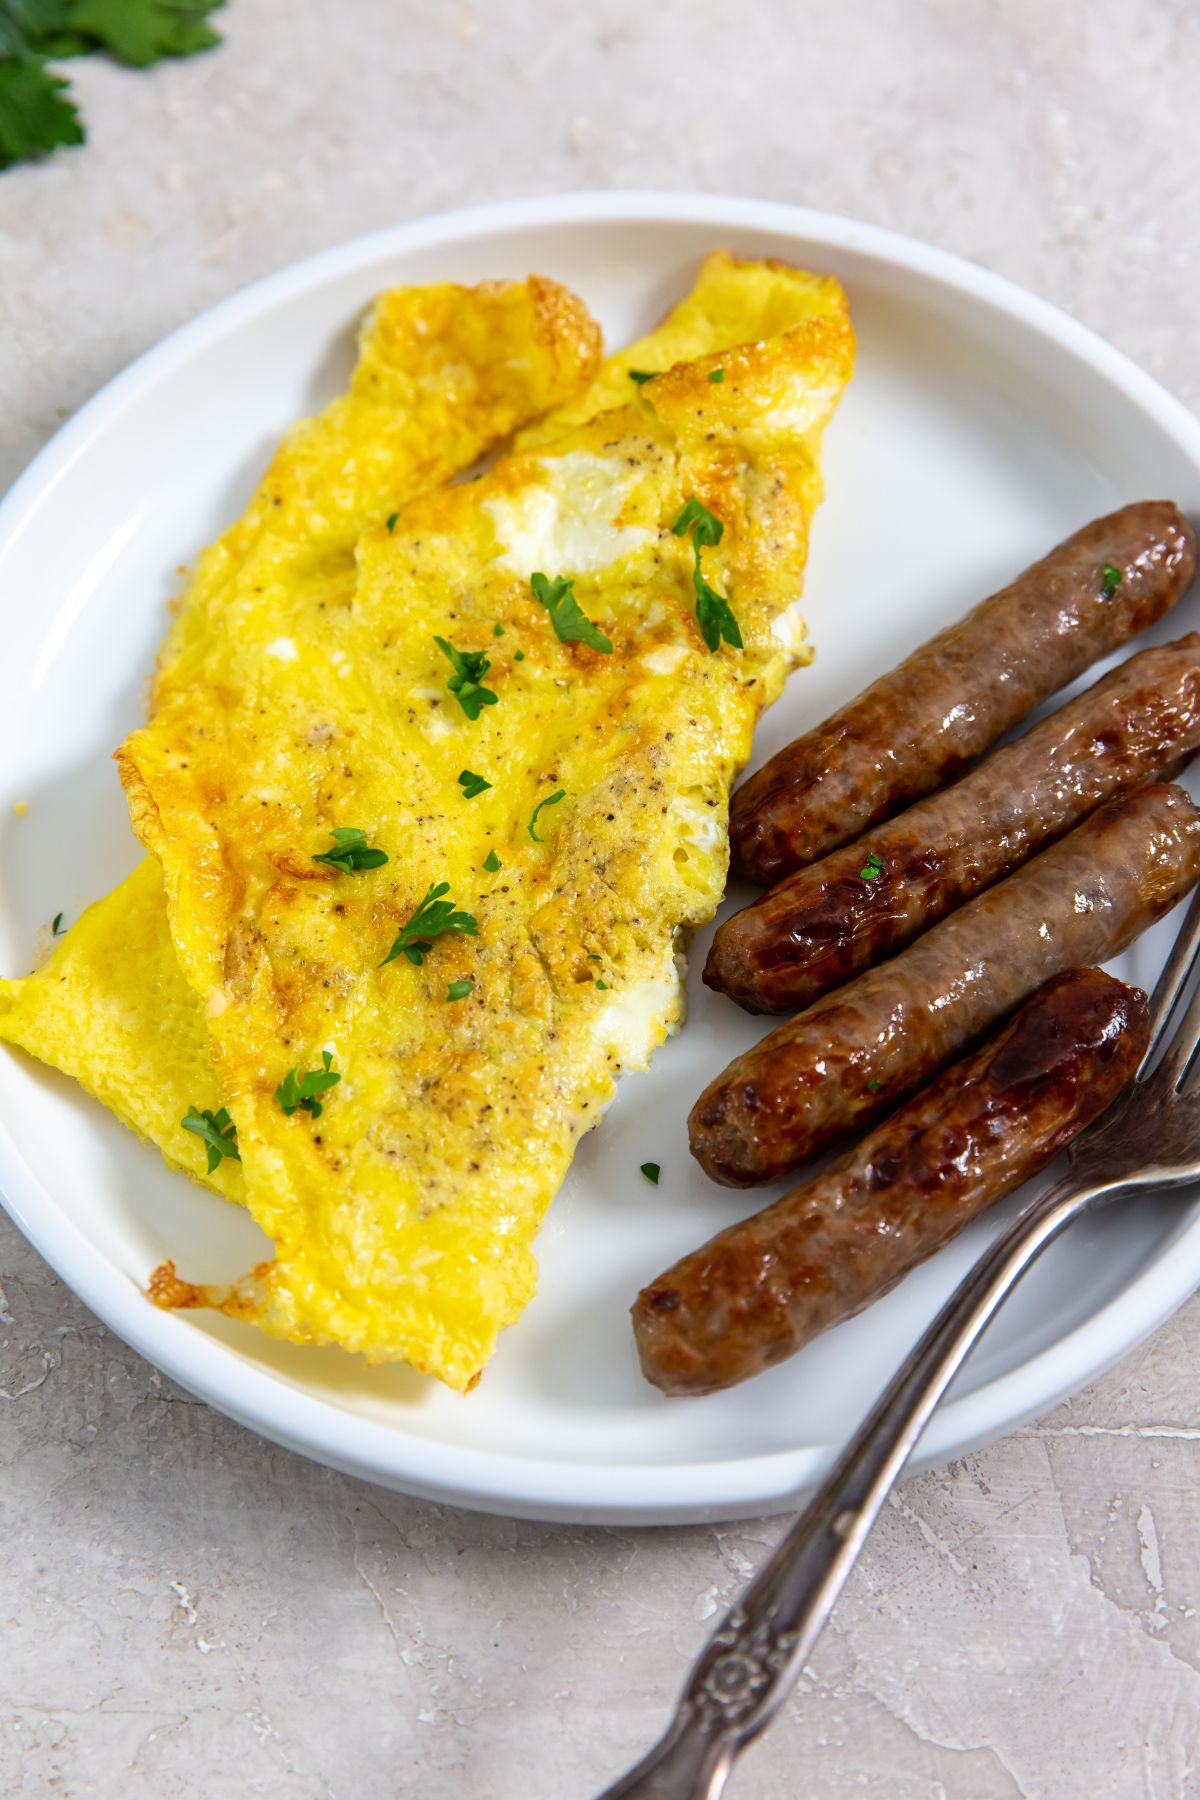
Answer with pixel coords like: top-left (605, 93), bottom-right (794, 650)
top-left (691, 782), bottom-right (1200, 1187)
top-left (708, 635), bottom-right (1200, 1014)
top-left (729, 501), bottom-right (1198, 886)
top-left (637, 968), bottom-right (1148, 1396)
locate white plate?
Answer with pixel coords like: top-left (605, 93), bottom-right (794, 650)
top-left (2, 192), bottom-right (1199, 1526)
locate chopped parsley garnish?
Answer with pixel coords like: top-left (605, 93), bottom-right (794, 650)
top-left (859, 853), bottom-right (884, 881)
top-left (380, 881), bottom-right (478, 967)
top-left (628, 369), bottom-right (657, 385)
top-left (457, 768), bottom-right (492, 799)
top-left (313, 827), bottom-right (389, 874)
top-left (1101, 564), bottom-right (1123, 598)
top-left (386, 512), bottom-right (399, 533)
top-left (513, 648), bottom-right (525, 662)
top-left (595, 979), bottom-right (608, 990)
top-left (530, 572), bottom-right (614, 654)
top-left (275, 1051), bottom-right (341, 1119)
top-left (446, 978), bottom-right (474, 1001)
top-left (51, 911), bottom-right (65, 935)
top-left (434, 636), bottom-right (498, 720)
top-left (708, 368), bottom-right (725, 383)
top-left (181, 1105), bottom-right (240, 1173)
top-left (493, 621), bottom-right (505, 637)
top-left (483, 849), bottom-right (501, 872)
top-left (640, 1161), bottom-right (661, 1185)
top-left (671, 496), bottom-right (742, 654)
top-left (527, 790), bottom-right (565, 842)
top-left (586, 953), bottom-right (602, 961)
top-left (866, 1079), bottom-right (883, 1092)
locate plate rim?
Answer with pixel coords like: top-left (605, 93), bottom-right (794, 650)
top-left (3, 188), bottom-right (1200, 1525)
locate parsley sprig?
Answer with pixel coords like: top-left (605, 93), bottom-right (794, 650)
top-left (671, 497), bottom-right (742, 654)
top-left (530, 572), bottom-right (613, 654)
top-left (0, 0), bottom-right (224, 171)
top-left (457, 769), bottom-right (491, 799)
top-left (181, 1104), bottom-right (240, 1173)
top-left (859, 853), bottom-right (884, 881)
top-left (381, 881), bottom-right (478, 967)
top-left (275, 1051), bottom-right (341, 1119)
top-left (434, 636), bottom-right (498, 720)
top-left (312, 827), bottom-right (389, 874)
top-left (1101, 564), bottom-right (1123, 599)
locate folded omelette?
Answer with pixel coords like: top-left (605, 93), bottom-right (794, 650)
top-left (118, 255), bottom-right (854, 1389)
top-left (1, 255), bottom-right (853, 1391)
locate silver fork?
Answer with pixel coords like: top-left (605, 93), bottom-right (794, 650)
top-left (599, 889), bottom-right (1200, 1800)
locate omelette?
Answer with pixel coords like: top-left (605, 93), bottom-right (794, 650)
top-left (118, 255), bottom-right (854, 1390)
top-left (0, 274), bottom-right (602, 1193)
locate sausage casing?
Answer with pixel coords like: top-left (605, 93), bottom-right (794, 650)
top-left (638, 968), bottom-right (1148, 1396)
top-left (708, 635), bottom-right (1200, 1014)
top-left (690, 782), bottom-right (1200, 1187)
top-left (729, 501), bottom-right (1197, 886)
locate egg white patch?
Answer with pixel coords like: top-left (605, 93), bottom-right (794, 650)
top-left (485, 452), bottom-right (651, 579)
top-left (592, 947), bottom-right (682, 1074)
top-left (771, 600), bottom-right (808, 655)
top-left (640, 643), bottom-right (688, 676)
top-left (762, 378), bottom-right (843, 437)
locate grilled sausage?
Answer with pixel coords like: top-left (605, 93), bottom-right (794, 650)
top-left (729, 501), bottom-right (1197, 886)
top-left (691, 782), bottom-right (1200, 1187)
top-left (708, 636), bottom-right (1200, 1014)
top-left (638, 968), bottom-right (1148, 1395)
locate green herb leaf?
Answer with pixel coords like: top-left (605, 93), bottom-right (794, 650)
top-left (530, 572), bottom-right (614, 654)
top-left (671, 497), bottom-right (741, 653)
top-left (446, 978), bottom-right (473, 1001)
top-left (457, 768), bottom-right (491, 799)
top-left (51, 910), bottom-right (65, 935)
top-left (595, 979), bottom-right (608, 990)
top-left (513, 648), bottom-right (525, 662)
top-left (433, 635), bottom-right (498, 721)
top-left (483, 849), bottom-right (501, 872)
top-left (1101, 563), bottom-right (1123, 599)
top-left (181, 1104), bottom-right (240, 1173)
top-left (386, 512), bottom-right (399, 533)
top-left (275, 1050), bottom-right (341, 1120)
top-left (640, 1161), bottom-right (661, 1184)
top-left (708, 368), bottom-right (725, 383)
top-left (859, 853), bottom-right (884, 881)
top-left (380, 881), bottom-right (478, 967)
top-left (63, 0), bottom-right (225, 69)
top-left (492, 621), bottom-right (505, 637)
top-left (671, 496), bottom-right (724, 550)
top-left (866, 1079), bottom-right (882, 1092)
top-left (527, 789), bottom-right (565, 843)
top-left (628, 369), bottom-right (657, 385)
top-left (313, 826), bottom-right (389, 874)
top-left (0, 54), bottom-right (83, 169)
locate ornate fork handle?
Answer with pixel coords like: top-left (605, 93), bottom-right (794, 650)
top-left (599, 1165), bottom-right (1127, 1799)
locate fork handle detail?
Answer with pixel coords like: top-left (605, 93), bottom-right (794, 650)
top-left (598, 1168), bottom-right (1121, 1800)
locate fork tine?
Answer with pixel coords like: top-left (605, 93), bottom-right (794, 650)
top-left (1138, 885), bottom-right (1200, 1079)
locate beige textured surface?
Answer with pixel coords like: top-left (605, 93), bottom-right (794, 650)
top-left (3, 2), bottom-right (1200, 1794)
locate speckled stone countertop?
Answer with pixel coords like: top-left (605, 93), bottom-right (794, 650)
top-left (3, 3), bottom-right (1200, 1794)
